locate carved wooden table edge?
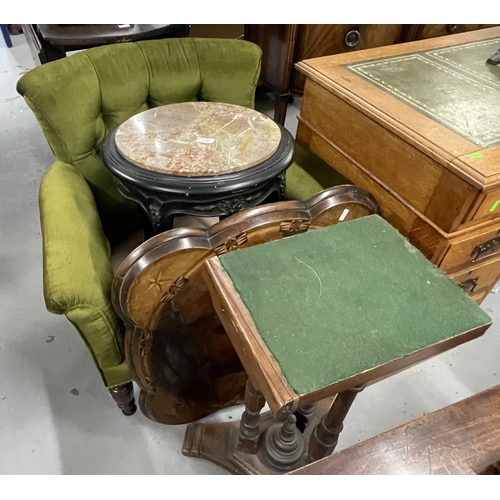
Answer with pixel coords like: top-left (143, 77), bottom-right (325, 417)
top-left (112, 184), bottom-right (378, 325)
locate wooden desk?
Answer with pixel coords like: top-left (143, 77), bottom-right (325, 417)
top-left (296, 27), bottom-right (500, 304)
top-left (291, 384), bottom-right (500, 475)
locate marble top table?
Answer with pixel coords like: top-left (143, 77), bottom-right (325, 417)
top-left (102, 102), bottom-right (294, 237)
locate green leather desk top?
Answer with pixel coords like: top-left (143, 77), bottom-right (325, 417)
top-left (219, 216), bottom-right (491, 396)
top-left (345, 37), bottom-right (500, 148)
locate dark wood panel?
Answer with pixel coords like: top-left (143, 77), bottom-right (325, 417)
top-left (244, 24), bottom-right (298, 92)
top-left (189, 25), bottom-right (243, 39)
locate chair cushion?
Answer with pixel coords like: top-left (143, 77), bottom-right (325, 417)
top-left (17, 38), bottom-right (262, 389)
top-left (285, 144), bottom-right (351, 201)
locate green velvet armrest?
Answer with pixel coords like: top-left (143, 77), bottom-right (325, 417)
top-left (39, 161), bottom-right (132, 387)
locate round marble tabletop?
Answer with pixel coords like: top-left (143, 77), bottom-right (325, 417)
top-left (115, 102), bottom-right (282, 177)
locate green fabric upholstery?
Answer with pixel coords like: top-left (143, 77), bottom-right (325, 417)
top-left (285, 143), bottom-right (351, 201)
top-left (17, 38), bottom-right (262, 389)
top-left (39, 161), bottom-right (130, 386)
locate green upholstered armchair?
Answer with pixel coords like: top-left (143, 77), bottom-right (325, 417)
top-left (16, 38), bottom-right (264, 416)
top-left (17, 36), bottom-right (348, 418)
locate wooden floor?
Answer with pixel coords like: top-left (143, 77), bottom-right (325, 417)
top-left (291, 384), bottom-right (500, 475)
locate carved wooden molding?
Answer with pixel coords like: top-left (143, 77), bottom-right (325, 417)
top-left (280, 219), bottom-right (311, 234)
top-left (214, 232), bottom-right (249, 256)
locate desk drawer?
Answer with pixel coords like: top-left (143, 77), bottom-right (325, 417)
top-left (296, 121), bottom-right (447, 263)
top-left (300, 80), bottom-right (443, 214)
top-left (467, 188), bottom-right (500, 225)
top-left (449, 257), bottom-right (500, 300)
top-left (440, 225), bottom-right (500, 272)
top-left (471, 288), bottom-right (493, 305)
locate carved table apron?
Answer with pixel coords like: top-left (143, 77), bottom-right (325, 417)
top-left (101, 102), bottom-right (295, 237)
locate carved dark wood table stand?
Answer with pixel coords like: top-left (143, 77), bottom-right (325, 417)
top-left (182, 214), bottom-right (492, 474)
top-left (102, 102), bottom-right (294, 238)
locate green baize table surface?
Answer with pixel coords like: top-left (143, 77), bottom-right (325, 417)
top-left (219, 215), bottom-right (492, 395)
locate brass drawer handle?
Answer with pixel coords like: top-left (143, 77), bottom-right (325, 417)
top-left (471, 236), bottom-right (500, 262)
top-left (459, 278), bottom-right (479, 294)
top-left (345, 30), bottom-right (360, 47)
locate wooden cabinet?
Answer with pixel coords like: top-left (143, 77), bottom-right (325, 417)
top-left (295, 27), bottom-right (500, 304)
top-left (245, 24), bottom-right (499, 124)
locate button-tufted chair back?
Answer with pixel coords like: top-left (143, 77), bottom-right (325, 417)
top-left (17, 38), bottom-right (262, 242)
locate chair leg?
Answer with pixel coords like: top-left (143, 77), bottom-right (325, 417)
top-left (109, 382), bottom-right (137, 416)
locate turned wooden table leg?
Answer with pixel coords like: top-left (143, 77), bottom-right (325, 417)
top-left (262, 413), bottom-right (305, 471)
top-left (307, 384), bottom-right (365, 463)
top-left (109, 382), bottom-right (137, 416)
top-left (237, 379), bottom-right (265, 454)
